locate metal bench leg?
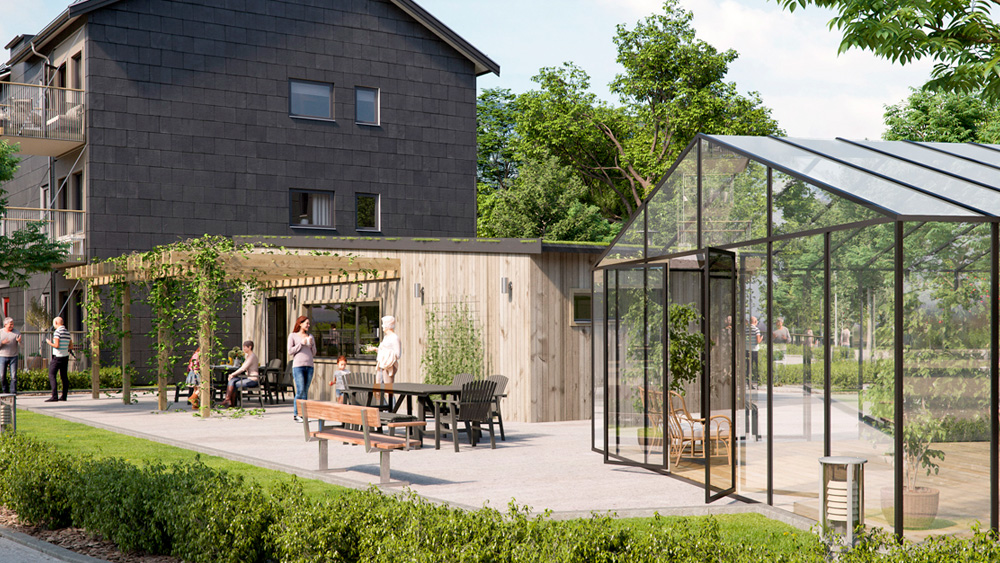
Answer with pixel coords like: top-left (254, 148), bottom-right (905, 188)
top-left (380, 451), bottom-right (391, 484)
top-left (318, 440), bottom-right (328, 471)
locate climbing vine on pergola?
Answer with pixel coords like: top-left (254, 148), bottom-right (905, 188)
top-left (67, 235), bottom-right (398, 417)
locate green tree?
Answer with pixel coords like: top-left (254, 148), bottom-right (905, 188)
top-left (517, 0), bottom-right (781, 220)
top-left (775, 0), bottom-right (1000, 101)
top-left (0, 141), bottom-right (69, 286)
top-left (476, 88), bottom-right (519, 191)
top-left (883, 88), bottom-right (995, 142)
top-left (478, 154), bottom-right (618, 242)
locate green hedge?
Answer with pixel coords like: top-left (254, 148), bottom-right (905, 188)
top-left (1, 432), bottom-right (998, 562)
top-left (11, 367), bottom-right (123, 392)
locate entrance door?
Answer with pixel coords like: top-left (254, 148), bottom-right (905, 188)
top-left (266, 297), bottom-right (288, 368)
top-left (703, 248), bottom-right (737, 501)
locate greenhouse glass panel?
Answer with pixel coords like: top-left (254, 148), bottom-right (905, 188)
top-left (920, 142), bottom-right (1000, 169)
top-left (772, 171), bottom-right (883, 238)
top-left (593, 270), bottom-right (605, 453)
top-left (790, 139), bottom-right (1000, 216)
top-left (854, 140), bottom-right (1000, 192)
top-left (608, 268), bottom-right (647, 464)
top-left (770, 233), bottom-right (825, 519)
top-left (711, 136), bottom-right (978, 217)
top-left (647, 147), bottom-right (698, 258)
top-left (701, 141), bottom-right (767, 247)
top-left (603, 209), bottom-right (646, 266)
top-left (899, 222), bottom-right (990, 538)
top-left (735, 244), bottom-right (767, 503)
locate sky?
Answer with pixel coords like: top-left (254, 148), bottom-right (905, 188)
top-left (1, 0), bottom-right (935, 139)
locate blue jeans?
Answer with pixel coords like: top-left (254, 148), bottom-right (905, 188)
top-left (228, 376), bottom-right (259, 389)
top-left (0, 356), bottom-right (17, 394)
top-left (292, 366), bottom-right (313, 416)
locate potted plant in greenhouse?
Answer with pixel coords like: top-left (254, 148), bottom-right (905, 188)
top-left (867, 363), bottom-right (946, 529)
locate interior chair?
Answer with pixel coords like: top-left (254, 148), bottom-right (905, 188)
top-left (485, 374), bottom-right (508, 441)
top-left (667, 390), bottom-right (731, 465)
top-left (433, 379), bottom-right (498, 452)
top-left (260, 358), bottom-right (283, 404)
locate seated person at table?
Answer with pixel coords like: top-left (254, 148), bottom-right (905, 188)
top-left (222, 340), bottom-right (259, 408)
top-left (329, 355), bottom-right (350, 404)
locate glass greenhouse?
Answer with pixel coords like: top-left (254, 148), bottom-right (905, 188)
top-left (592, 135), bottom-right (1000, 539)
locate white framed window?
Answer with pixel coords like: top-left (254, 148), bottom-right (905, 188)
top-left (355, 86), bottom-right (379, 125)
top-left (290, 79), bottom-right (334, 120)
top-left (356, 193), bottom-right (380, 232)
top-left (290, 189), bottom-right (334, 228)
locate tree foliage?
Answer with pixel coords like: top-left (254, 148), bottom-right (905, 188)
top-left (0, 141), bottom-right (69, 286)
top-left (883, 88), bottom-right (1000, 142)
top-left (476, 88), bottom-right (519, 191)
top-left (515, 0), bottom-right (781, 221)
top-left (776, 0), bottom-right (1000, 101)
top-left (477, 153), bottom-right (618, 242)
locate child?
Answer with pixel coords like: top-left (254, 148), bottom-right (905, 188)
top-left (330, 355), bottom-right (350, 404)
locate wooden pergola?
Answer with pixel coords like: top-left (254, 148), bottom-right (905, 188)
top-left (66, 249), bottom-right (400, 415)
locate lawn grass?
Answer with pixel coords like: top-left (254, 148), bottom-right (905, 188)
top-left (15, 409), bottom-right (818, 553)
top-left (15, 409), bottom-right (349, 501)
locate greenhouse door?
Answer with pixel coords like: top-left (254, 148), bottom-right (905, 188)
top-left (703, 248), bottom-right (737, 501)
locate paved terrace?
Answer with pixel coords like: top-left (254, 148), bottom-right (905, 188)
top-left (13, 392), bottom-right (806, 526)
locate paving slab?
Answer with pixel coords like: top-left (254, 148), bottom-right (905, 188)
top-left (14, 392), bottom-right (761, 519)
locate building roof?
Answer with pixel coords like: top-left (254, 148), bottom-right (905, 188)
top-left (710, 136), bottom-right (1000, 218)
top-left (596, 135), bottom-right (1000, 268)
top-left (6, 0), bottom-right (500, 76)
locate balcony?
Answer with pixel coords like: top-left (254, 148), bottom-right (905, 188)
top-left (0, 82), bottom-right (84, 157)
top-left (1, 207), bottom-right (85, 266)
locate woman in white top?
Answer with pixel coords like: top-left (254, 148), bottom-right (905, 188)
top-left (287, 315), bottom-right (316, 422)
top-left (376, 315), bottom-right (400, 384)
top-left (222, 340), bottom-right (259, 408)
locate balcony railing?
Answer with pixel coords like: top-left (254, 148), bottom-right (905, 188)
top-left (0, 82), bottom-right (85, 155)
top-left (2, 207), bottom-right (85, 258)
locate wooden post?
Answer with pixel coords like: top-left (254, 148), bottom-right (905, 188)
top-left (121, 283), bottom-right (131, 404)
top-left (157, 320), bottom-right (169, 411)
top-left (198, 272), bottom-right (212, 418)
top-left (88, 283), bottom-right (100, 399)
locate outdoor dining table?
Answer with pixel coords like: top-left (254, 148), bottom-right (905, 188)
top-left (345, 382), bottom-right (462, 441)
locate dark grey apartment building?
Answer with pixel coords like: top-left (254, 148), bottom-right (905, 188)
top-left (0, 0), bottom-right (497, 370)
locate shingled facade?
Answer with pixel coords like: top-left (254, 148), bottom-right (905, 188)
top-left (0, 0), bottom-right (497, 372)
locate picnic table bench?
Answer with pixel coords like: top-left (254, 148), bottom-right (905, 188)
top-left (297, 399), bottom-right (425, 484)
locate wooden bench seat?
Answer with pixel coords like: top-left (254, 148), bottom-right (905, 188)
top-left (298, 400), bottom-right (425, 484)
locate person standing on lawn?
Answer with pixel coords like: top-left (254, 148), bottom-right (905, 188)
top-left (44, 317), bottom-right (71, 402)
top-left (0, 317), bottom-right (22, 394)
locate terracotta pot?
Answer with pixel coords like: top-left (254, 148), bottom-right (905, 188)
top-left (880, 486), bottom-right (940, 530)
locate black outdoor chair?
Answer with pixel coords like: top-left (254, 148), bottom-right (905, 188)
top-left (452, 373), bottom-right (474, 386)
top-left (270, 365), bottom-right (295, 403)
top-left (433, 379), bottom-right (498, 452)
top-left (486, 374), bottom-right (508, 441)
top-left (260, 358), bottom-right (283, 404)
top-left (239, 375), bottom-right (266, 408)
top-left (344, 372), bottom-right (377, 407)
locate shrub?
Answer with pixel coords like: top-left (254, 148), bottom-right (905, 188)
top-left (14, 366), bottom-right (123, 392)
top-left (0, 432), bottom-right (76, 528)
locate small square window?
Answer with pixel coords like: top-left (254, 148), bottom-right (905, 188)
top-left (355, 86), bottom-right (379, 125)
top-left (290, 190), bottom-right (334, 228)
top-left (290, 79), bottom-right (333, 120)
top-left (356, 193), bottom-right (380, 231)
top-left (572, 291), bottom-right (592, 325)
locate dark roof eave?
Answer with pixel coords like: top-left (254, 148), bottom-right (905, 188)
top-left (5, 10), bottom-right (72, 66)
top-left (7, 0), bottom-right (500, 77)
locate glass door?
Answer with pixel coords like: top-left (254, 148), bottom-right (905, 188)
top-left (703, 248), bottom-right (737, 501)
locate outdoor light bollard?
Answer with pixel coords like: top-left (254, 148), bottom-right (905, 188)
top-left (0, 393), bottom-right (16, 434)
top-left (819, 456), bottom-right (866, 547)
